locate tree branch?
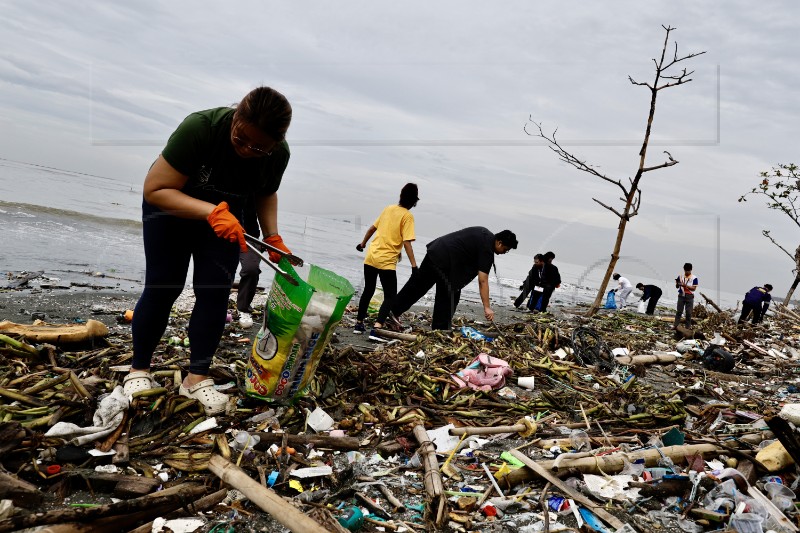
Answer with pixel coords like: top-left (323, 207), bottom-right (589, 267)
top-left (526, 119), bottom-right (630, 197)
top-left (642, 151), bottom-right (679, 172)
top-left (762, 230), bottom-right (796, 264)
top-left (592, 197), bottom-right (624, 219)
top-left (628, 75), bottom-right (652, 89)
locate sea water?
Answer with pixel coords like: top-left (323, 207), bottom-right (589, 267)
top-left (1, 160), bottom-right (741, 309)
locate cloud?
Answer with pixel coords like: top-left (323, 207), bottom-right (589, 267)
top-left (1, 0), bottom-right (799, 295)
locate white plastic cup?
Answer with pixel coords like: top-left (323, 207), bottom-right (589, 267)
top-left (730, 513), bottom-right (764, 533)
top-left (764, 482), bottom-right (796, 511)
top-left (518, 376), bottom-right (535, 390)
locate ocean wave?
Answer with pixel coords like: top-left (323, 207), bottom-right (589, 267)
top-left (0, 200), bottom-right (142, 229)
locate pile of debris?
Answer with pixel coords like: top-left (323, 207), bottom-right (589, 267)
top-left (1, 298), bottom-right (800, 532)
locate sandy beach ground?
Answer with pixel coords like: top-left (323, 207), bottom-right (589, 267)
top-left (0, 277), bottom-right (686, 355)
top-left (0, 283), bottom-right (655, 344)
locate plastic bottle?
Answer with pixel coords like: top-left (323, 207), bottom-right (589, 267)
top-left (569, 429), bottom-right (591, 451)
top-left (337, 506), bottom-right (364, 531)
top-left (230, 431), bottom-right (260, 458)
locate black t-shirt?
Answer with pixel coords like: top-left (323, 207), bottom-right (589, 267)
top-left (426, 227), bottom-right (495, 289)
top-left (541, 263), bottom-right (561, 288)
top-left (160, 107), bottom-right (290, 221)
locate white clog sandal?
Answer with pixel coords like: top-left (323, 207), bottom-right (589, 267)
top-left (179, 379), bottom-right (229, 415)
top-left (123, 372), bottom-right (160, 398)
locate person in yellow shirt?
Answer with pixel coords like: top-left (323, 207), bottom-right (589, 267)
top-left (354, 183), bottom-right (419, 333)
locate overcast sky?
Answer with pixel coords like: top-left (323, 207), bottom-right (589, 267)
top-left (1, 1), bottom-right (798, 299)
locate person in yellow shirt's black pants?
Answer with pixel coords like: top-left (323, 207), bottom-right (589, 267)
top-left (354, 183), bottom-right (419, 333)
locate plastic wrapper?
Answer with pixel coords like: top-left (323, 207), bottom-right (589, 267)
top-left (245, 259), bottom-right (354, 403)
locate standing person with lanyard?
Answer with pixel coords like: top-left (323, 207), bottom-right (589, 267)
top-left (353, 183), bottom-right (419, 335)
top-left (125, 87), bottom-right (294, 415)
top-left (513, 254), bottom-right (544, 311)
top-left (538, 251), bottom-right (560, 313)
top-left (674, 262), bottom-right (698, 329)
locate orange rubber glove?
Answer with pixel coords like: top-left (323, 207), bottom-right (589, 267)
top-left (264, 233), bottom-right (291, 263)
top-left (207, 202), bottom-right (247, 252)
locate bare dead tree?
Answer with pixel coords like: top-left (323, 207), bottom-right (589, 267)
top-left (739, 163), bottom-right (800, 304)
top-left (525, 25), bottom-right (705, 316)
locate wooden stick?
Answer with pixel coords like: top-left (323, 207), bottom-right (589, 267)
top-left (22, 372), bottom-right (70, 395)
top-left (747, 486), bottom-right (799, 533)
top-left (96, 410), bottom-right (128, 453)
top-left (500, 443), bottom-right (722, 488)
top-left (450, 424), bottom-right (525, 436)
top-left (0, 386), bottom-right (46, 407)
top-left (412, 424), bottom-right (447, 527)
top-left (253, 431), bottom-right (360, 451)
top-left (700, 292), bottom-right (724, 313)
top-left (378, 484), bottom-right (406, 512)
top-left (0, 471), bottom-right (43, 507)
top-left (615, 353), bottom-right (679, 365)
top-left (355, 492), bottom-right (391, 520)
top-left (0, 485), bottom-right (206, 533)
top-left (372, 328), bottom-right (418, 342)
top-left (208, 455), bottom-right (328, 533)
top-left (69, 371), bottom-right (91, 398)
top-left (127, 488), bottom-right (228, 533)
top-left (509, 449), bottom-right (625, 530)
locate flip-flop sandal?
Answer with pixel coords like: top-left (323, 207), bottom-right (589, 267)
top-left (179, 379), bottom-right (229, 415)
top-left (122, 372), bottom-right (160, 397)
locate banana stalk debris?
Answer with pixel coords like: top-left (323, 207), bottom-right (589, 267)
top-left (1, 295), bottom-right (800, 532)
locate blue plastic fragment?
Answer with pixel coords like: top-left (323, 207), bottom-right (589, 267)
top-left (267, 471), bottom-right (279, 487)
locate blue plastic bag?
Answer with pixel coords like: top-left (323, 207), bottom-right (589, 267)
top-left (460, 326), bottom-right (494, 342)
top-left (603, 290), bottom-right (617, 309)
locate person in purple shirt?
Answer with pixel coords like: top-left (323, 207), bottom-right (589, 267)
top-left (738, 284), bottom-right (772, 325)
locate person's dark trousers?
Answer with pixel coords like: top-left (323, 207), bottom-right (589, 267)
top-left (392, 257), bottom-right (459, 330)
top-left (236, 248), bottom-right (262, 312)
top-left (132, 200), bottom-right (240, 376)
top-left (674, 293), bottom-right (694, 328)
top-left (527, 290), bottom-right (543, 311)
top-left (646, 288), bottom-right (662, 315)
top-left (539, 287), bottom-right (555, 312)
top-left (356, 264), bottom-right (398, 324)
top-left (514, 276), bottom-right (531, 308)
top-left (738, 302), bottom-right (757, 324)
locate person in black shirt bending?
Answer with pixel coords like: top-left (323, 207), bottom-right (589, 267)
top-left (388, 227), bottom-right (517, 330)
top-left (635, 283), bottom-right (663, 315)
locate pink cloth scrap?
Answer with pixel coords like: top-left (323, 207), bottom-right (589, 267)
top-left (451, 353), bottom-right (513, 392)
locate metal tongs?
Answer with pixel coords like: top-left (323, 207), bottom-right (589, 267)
top-left (244, 233), bottom-right (304, 286)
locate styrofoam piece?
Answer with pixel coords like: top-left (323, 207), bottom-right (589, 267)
top-left (779, 404), bottom-right (800, 425)
top-left (307, 407), bottom-right (334, 432)
top-left (189, 417), bottom-right (218, 434)
top-left (290, 465), bottom-right (333, 478)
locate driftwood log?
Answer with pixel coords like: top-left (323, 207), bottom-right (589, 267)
top-left (509, 449), bottom-right (625, 530)
top-left (0, 471), bottom-right (43, 507)
top-left (0, 484), bottom-right (206, 533)
top-left (208, 455), bottom-right (329, 533)
top-left (253, 431), bottom-right (361, 451)
top-left (412, 424), bottom-right (447, 527)
top-left (499, 443), bottom-right (722, 489)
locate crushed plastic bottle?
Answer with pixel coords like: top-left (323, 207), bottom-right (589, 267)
top-left (230, 431), bottom-right (260, 458)
top-left (569, 429), bottom-right (591, 452)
